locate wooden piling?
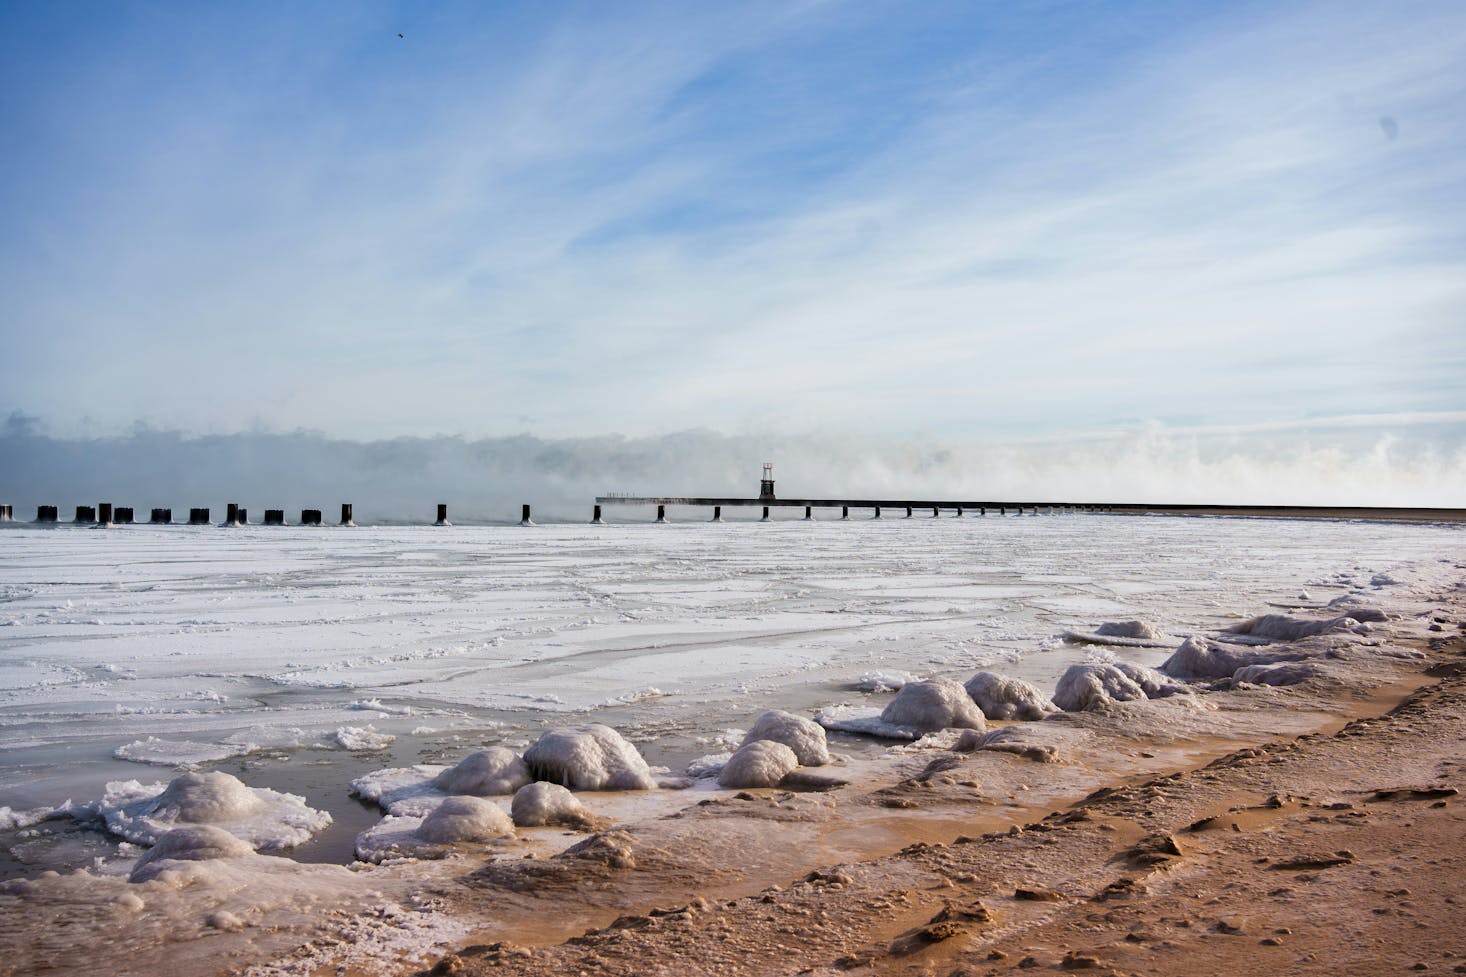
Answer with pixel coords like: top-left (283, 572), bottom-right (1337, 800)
top-left (591, 504), bottom-right (604, 525)
top-left (841, 505), bottom-right (849, 520)
top-left (435, 503), bottom-right (451, 527)
top-left (656, 504), bottom-right (667, 524)
top-left (905, 506), bottom-right (913, 518)
top-left (711, 505), bottom-right (722, 522)
top-left (520, 504), bottom-right (534, 527)
top-left (236, 507), bottom-right (248, 525)
top-left (874, 506), bottom-right (881, 518)
top-left (762, 505), bottom-right (771, 521)
top-left (339, 503), bottom-right (354, 527)
top-left (224, 503), bottom-right (240, 527)
top-left (804, 505), bottom-right (813, 520)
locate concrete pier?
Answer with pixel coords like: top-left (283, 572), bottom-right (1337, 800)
top-left (339, 503), bottom-right (354, 527)
top-left (223, 503), bottom-right (240, 527)
top-left (520, 504), bottom-right (534, 527)
top-left (655, 504), bottom-right (667, 524)
top-left (97, 503), bottom-right (113, 527)
top-left (36, 505), bottom-right (58, 523)
top-left (236, 507), bottom-right (248, 525)
top-left (435, 503), bottom-right (451, 527)
top-left (711, 505), bottom-right (722, 523)
top-left (591, 504), bottom-right (605, 525)
top-left (301, 509), bottom-right (323, 526)
top-left (115, 507), bottom-right (134, 524)
top-left (762, 506), bottom-right (771, 521)
top-left (264, 509), bottom-right (285, 526)
top-left (841, 505), bottom-right (849, 520)
top-left (150, 508), bottom-right (171, 524)
top-left (804, 505), bottom-right (814, 520)
top-left (189, 508), bottom-right (209, 525)
top-left (75, 505), bottom-right (96, 524)
top-left (874, 506), bottom-right (881, 519)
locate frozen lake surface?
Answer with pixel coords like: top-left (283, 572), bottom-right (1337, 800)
top-left (1, 514), bottom-right (1460, 868)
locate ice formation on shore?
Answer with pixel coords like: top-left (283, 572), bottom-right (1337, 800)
top-left (1052, 663), bottom-right (1150, 711)
top-left (1108, 660), bottom-right (1190, 698)
top-left (1231, 661), bottom-right (1319, 686)
top-left (739, 710), bottom-right (831, 765)
top-left (128, 825), bottom-right (255, 882)
top-left (511, 781), bottom-right (588, 827)
top-left (717, 740), bottom-right (801, 788)
top-left (417, 796), bottom-right (514, 844)
top-left (963, 671), bottom-right (1059, 720)
top-left (93, 771), bottom-right (332, 849)
top-left (1062, 620), bottom-right (1173, 648)
top-left (431, 747), bottom-right (532, 796)
top-left (1223, 613), bottom-right (1362, 642)
top-left (881, 679), bottom-right (987, 732)
top-left (523, 724), bottom-right (656, 790)
top-left (1160, 636), bottom-right (1309, 680)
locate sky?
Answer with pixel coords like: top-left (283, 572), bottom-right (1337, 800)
top-left (1, 1), bottom-right (1464, 508)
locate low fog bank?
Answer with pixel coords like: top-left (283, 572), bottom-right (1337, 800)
top-left (1, 413), bottom-right (1462, 521)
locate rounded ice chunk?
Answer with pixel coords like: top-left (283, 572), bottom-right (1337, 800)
top-left (1096, 620), bottom-right (1167, 640)
top-left (879, 679), bottom-right (986, 733)
top-left (417, 796), bottom-right (514, 843)
top-left (510, 781), bottom-right (587, 827)
top-left (523, 724), bottom-right (656, 791)
top-left (1108, 661), bottom-right (1190, 698)
top-left (100, 771), bottom-right (331, 850)
top-left (717, 740), bottom-right (800, 789)
top-left (1160, 636), bottom-right (1308, 680)
top-left (430, 747), bottom-right (532, 796)
top-left (739, 710), bottom-right (830, 766)
top-left (1052, 663), bottom-right (1147, 711)
top-left (1232, 662), bottom-right (1318, 686)
top-left (963, 672), bottom-right (1059, 720)
top-left (128, 825), bottom-right (255, 883)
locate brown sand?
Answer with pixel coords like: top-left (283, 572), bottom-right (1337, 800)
top-left (400, 615), bottom-right (1466, 977)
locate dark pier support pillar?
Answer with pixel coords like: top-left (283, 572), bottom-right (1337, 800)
top-left (999, 506), bottom-right (1006, 516)
top-left (224, 503), bottom-right (239, 527)
top-left (37, 505), bottom-right (58, 523)
top-left (115, 507), bottom-right (134, 524)
top-left (710, 505), bottom-right (722, 523)
top-left (655, 504), bottom-right (668, 524)
top-left (189, 508), bottom-right (209, 525)
top-left (520, 504), bottom-right (534, 527)
top-left (97, 503), bottom-right (114, 526)
top-left (264, 509), bottom-right (285, 526)
top-left (957, 507), bottom-right (964, 517)
top-left (905, 506), bottom-right (913, 518)
top-left (804, 505), bottom-right (813, 521)
top-left (150, 508), bottom-right (170, 524)
top-left (591, 504), bottom-right (604, 525)
top-left (841, 505), bottom-right (849, 520)
top-left (75, 505), bottom-right (96, 524)
top-left (0, 504), bottom-right (11, 522)
top-left (301, 509), bottom-right (322, 526)
top-left (435, 503), bottom-right (451, 527)
top-left (339, 503), bottom-right (355, 527)
top-left (873, 506), bottom-right (881, 519)
top-left (932, 506), bottom-right (939, 517)
top-left (762, 506), bottom-right (771, 521)
top-left (237, 508), bottom-right (248, 525)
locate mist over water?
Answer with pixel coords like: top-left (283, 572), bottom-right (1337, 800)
top-left (2, 413), bottom-right (1462, 521)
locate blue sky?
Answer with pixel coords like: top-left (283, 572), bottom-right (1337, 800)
top-left (2, 1), bottom-right (1463, 468)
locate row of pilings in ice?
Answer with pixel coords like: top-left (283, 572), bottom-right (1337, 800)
top-left (5, 502), bottom-right (451, 527)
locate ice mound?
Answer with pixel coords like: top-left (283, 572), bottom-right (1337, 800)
top-left (1160, 636), bottom-right (1309, 680)
top-left (1062, 620), bottom-right (1173, 648)
top-left (430, 748), bottom-right (532, 796)
top-left (511, 782), bottom-right (588, 827)
top-left (98, 771), bottom-right (331, 850)
top-left (1222, 614), bottom-right (1358, 642)
top-left (1108, 661), bottom-right (1191, 698)
top-left (128, 825), bottom-right (255, 883)
top-left (418, 796), bottom-right (515, 844)
top-left (963, 671), bottom-right (1059, 720)
top-left (1325, 597), bottom-right (1389, 621)
top-left (717, 741), bottom-right (800, 789)
top-left (523, 724), bottom-right (656, 791)
top-left (1052, 663), bottom-right (1148, 711)
top-left (880, 679), bottom-right (987, 733)
top-left (1232, 662), bottom-right (1319, 687)
top-left (955, 726), bottom-right (1066, 763)
top-left (739, 710), bottom-right (831, 766)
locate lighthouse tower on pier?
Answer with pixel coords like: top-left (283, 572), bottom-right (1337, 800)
top-left (759, 463), bottom-right (776, 500)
